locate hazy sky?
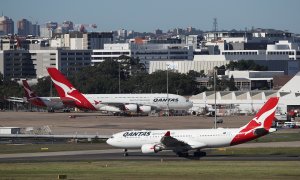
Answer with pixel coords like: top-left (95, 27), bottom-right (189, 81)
top-left (2, 0), bottom-right (300, 33)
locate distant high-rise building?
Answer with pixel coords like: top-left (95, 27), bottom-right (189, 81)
top-left (155, 29), bottom-right (163, 35)
top-left (61, 20), bottom-right (74, 33)
top-left (46, 21), bottom-right (58, 30)
top-left (40, 21), bottom-right (58, 38)
top-left (187, 27), bottom-right (195, 33)
top-left (127, 30), bottom-right (136, 38)
top-left (173, 28), bottom-right (183, 35)
top-left (31, 23), bottom-right (40, 36)
top-left (0, 16), bottom-right (14, 35)
top-left (17, 18), bottom-right (32, 36)
top-left (117, 29), bottom-right (127, 38)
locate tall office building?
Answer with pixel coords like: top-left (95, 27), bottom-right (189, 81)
top-left (31, 23), bottom-right (40, 36)
top-left (17, 18), bottom-right (32, 36)
top-left (0, 16), bottom-right (14, 35)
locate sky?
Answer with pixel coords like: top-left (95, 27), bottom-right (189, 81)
top-left (2, 0), bottom-right (300, 33)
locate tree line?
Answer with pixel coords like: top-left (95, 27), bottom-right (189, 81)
top-left (0, 59), bottom-right (268, 101)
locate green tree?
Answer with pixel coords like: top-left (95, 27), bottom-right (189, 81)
top-left (226, 60), bottom-right (268, 71)
top-left (228, 75), bottom-right (238, 91)
top-left (0, 74), bottom-right (22, 99)
top-left (33, 76), bottom-right (55, 96)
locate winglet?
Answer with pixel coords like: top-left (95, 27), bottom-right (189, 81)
top-left (164, 131), bottom-right (170, 137)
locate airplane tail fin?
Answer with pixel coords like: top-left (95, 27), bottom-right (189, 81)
top-left (242, 97), bottom-right (279, 131)
top-left (22, 80), bottom-right (37, 100)
top-left (21, 80), bottom-right (46, 107)
top-left (46, 68), bottom-right (77, 98)
top-left (230, 97), bottom-right (279, 146)
top-left (46, 67), bottom-right (96, 110)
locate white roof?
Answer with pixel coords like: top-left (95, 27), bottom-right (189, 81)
top-left (0, 127), bottom-right (20, 129)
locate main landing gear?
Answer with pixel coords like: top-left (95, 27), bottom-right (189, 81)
top-left (177, 150), bottom-right (207, 157)
top-left (193, 150), bottom-right (206, 157)
top-left (123, 149), bottom-right (128, 157)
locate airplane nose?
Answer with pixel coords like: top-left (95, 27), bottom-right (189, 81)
top-left (106, 138), bottom-right (112, 145)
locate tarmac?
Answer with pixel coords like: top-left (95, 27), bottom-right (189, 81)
top-left (0, 145), bottom-right (300, 163)
top-left (0, 111), bottom-right (270, 135)
top-left (1, 111), bottom-right (299, 135)
top-left (0, 111), bottom-right (300, 162)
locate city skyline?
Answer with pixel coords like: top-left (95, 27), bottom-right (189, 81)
top-left (2, 0), bottom-right (300, 33)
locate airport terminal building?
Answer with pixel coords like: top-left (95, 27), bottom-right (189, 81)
top-left (189, 71), bottom-right (300, 116)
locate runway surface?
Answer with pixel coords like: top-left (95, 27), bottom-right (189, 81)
top-left (0, 147), bottom-right (299, 163)
top-left (1, 112), bottom-right (300, 163)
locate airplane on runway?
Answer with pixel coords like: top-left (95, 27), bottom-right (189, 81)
top-left (46, 67), bottom-right (193, 114)
top-left (107, 97), bottom-right (279, 157)
top-left (22, 80), bottom-right (68, 112)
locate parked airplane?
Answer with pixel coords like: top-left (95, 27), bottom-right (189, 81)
top-left (46, 67), bottom-right (193, 114)
top-left (107, 97), bottom-right (279, 157)
top-left (22, 80), bottom-right (67, 112)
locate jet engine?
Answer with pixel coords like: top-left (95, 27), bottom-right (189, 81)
top-left (124, 104), bottom-right (138, 112)
top-left (138, 105), bottom-right (151, 113)
top-left (141, 144), bottom-right (163, 154)
top-left (99, 106), bottom-right (121, 112)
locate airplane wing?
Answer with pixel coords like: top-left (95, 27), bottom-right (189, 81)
top-left (160, 131), bottom-right (206, 150)
top-left (6, 97), bottom-right (26, 103)
top-left (59, 97), bottom-right (77, 106)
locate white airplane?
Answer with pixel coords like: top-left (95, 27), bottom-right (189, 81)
top-left (46, 67), bottom-right (193, 114)
top-left (107, 97), bottom-right (279, 157)
top-left (22, 80), bottom-right (67, 112)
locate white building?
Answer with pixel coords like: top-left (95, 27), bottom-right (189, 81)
top-left (203, 29), bottom-right (293, 43)
top-left (91, 43), bottom-right (194, 71)
top-left (189, 71), bottom-right (300, 115)
top-left (0, 48), bottom-right (92, 79)
top-left (149, 61), bottom-right (228, 74)
top-left (51, 32), bottom-right (113, 50)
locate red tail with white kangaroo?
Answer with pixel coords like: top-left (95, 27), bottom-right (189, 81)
top-left (46, 67), bottom-right (96, 110)
top-left (22, 80), bottom-right (46, 107)
top-left (230, 97), bottom-right (279, 145)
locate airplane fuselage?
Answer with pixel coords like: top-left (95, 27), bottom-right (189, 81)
top-left (107, 128), bottom-right (243, 149)
top-left (28, 97), bottom-right (65, 110)
top-left (84, 93), bottom-right (193, 112)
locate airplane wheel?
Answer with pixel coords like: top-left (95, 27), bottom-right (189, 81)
top-left (123, 149), bottom-right (128, 157)
top-left (194, 151), bottom-right (206, 157)
top-left (177, 152), bottom-right (189, 157)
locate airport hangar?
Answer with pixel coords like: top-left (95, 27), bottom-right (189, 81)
top-left (189, 71), bottom-right (300, 116)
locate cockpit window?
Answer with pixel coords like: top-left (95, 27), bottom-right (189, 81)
top-left (186, 100), bottom-right (189, 102)
top-left (110, 136), bottom-right (114, 139)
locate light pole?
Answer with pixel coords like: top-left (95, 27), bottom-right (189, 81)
top-left (166, 66), bottom-right (169, 116)
top-left (118, 62), bottom-right (121, 93)
top-left (214, 68), bottom-right (217, 129)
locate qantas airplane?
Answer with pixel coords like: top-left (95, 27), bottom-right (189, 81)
top-left (22, 80), bottom-right (67, 112)
top-left (46, 67), bottom-right (193, 114)
top-left (107, 97), bottom-right (279, 157)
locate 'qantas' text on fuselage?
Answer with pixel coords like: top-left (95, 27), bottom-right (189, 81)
top-left (153, 98), bottom-right (178, 103)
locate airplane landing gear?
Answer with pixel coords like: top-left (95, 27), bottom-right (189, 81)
top-left (193, 150), bottom-right (206, 157)
top-left (123, 149), bottom-right (128, 157)
top-left (176, 152), bottom-right (189, 157)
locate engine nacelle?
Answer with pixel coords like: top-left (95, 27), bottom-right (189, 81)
top-left (124, 104), bottom-right (138, 112)
top-left (139, 105), bottom-right (151, 113)
top-left (99, 106), bottom-right (121, 112)
top-left (141, 144), bottom-right (163, 154)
